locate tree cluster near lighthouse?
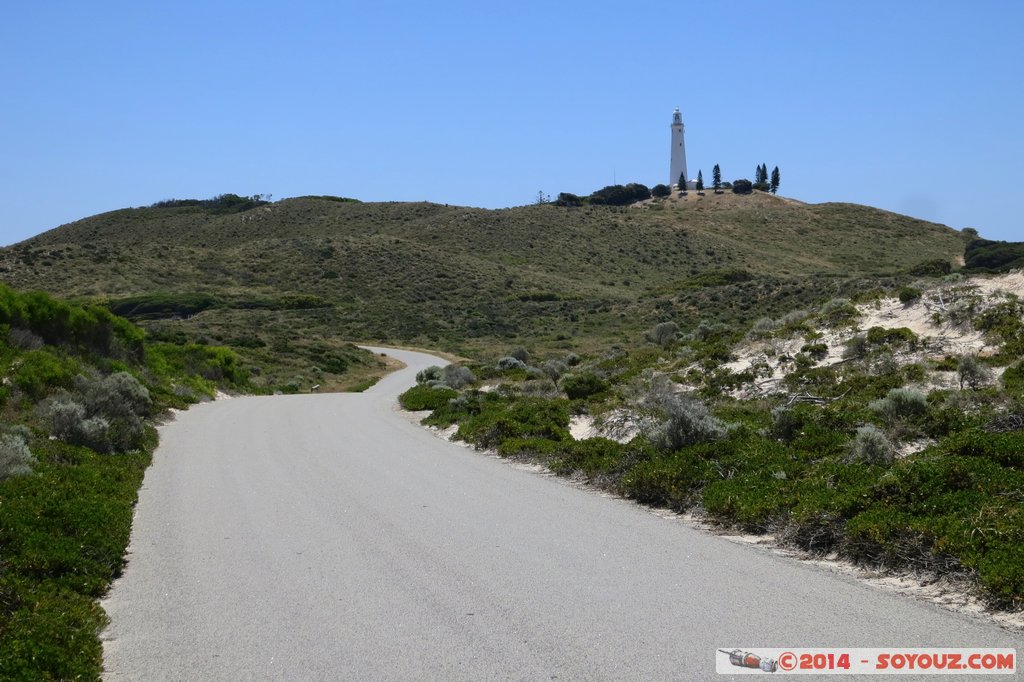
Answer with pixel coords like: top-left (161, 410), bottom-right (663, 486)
top-left (670, 108), bottom-right (780, 195)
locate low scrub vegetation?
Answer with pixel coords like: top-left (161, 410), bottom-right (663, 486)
top-left (0, 285), bottom-right (250, 678)
top-left (400, 275), bottom-right (1024, 609)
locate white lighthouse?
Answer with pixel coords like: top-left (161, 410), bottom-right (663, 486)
top-left (669, 107), bottom-right (689, 189)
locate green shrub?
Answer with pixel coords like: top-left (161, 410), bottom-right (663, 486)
top-left (638, 379), bottom-right (728, 452)
top-left (842, 335), bottom-right (869, 360)
top-left (415, 366), bottom-right (443, 385)
top-left (39, 373), bottom-right (153, 453)
top-left (398, 385), bottom-right (458, 411)
top-left (13, 350), bottom-right (78, 401)
top-left (847, 425), bottom-right (894, 465)
top-left (560, 372), bottom-right (608, 400)
top-left (496, 437), bottom-right (563, 459)
top-left (620, 449), bottom-right (704, 509)
top-left (769, 404), bottom-right (804, 441)
top-left (1003, 361), bottom-right (1024, 398)
top-left (554, 192), bottom-right (582, 207)
top-left (963, 238), bottom-right (1024, 272)
top-left (819, 298), bottom-right (859, 326)
top-left (866, 326), bottom-right (918, 349)
top-left (897, 286), bottom-right (922, 304)
top-left (496, 356), bottom-right (527, 371)
top-left (731, 179), bottom-right (753, 194)
top-left (0, 433), bottom-right (35, 479)
top-left (77, 372), bottom-right (151, 420)
top-left (550, 438), bottom-right (625, 478)
top-left (646, 321), bottom-right (679, 346)
top-left (800, 342), bottom-right (828, 361)
top-left (907, 259), bottom-right (953, 277)
top-left (957, 353), bottom-right (992, 389)
top-left (940, 429), bottom-right (1024, 468)
top-left (455, 396), bottom-right (570, 449)
top-left (869, 388), bottom-right (928, 426)
top-left (0, 285), bottom-right (144, 359)
top-left (702, 476), bottom-right (789, 531)
top-left (442, 365), bottom-right (475, 389)
top-left (844, 507), bottom-right (928, 567)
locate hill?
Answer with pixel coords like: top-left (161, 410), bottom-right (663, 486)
top-left (0, 192), bottom-right (967, 391)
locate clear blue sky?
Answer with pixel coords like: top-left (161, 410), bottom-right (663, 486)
top-left (2, 0), bottom-right (1022, 246)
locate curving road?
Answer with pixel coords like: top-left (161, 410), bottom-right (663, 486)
top-left (102, 347), bottom-right (1020, 680)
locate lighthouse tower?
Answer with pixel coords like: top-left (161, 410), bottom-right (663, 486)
top-left (669, 107), bottom-right (688, 189)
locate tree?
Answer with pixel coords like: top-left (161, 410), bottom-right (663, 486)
top-left (695, 170), bottom-right (704, 191)
top-left (732, 179), bottom-right (753, 194)
top-left (651, 184), bottom-right (671, 198)
top-left (535, 191), bottom-right (550, 205)
top-left (554, 192), bottom-right (582, 207)
top-left (678, 171), bottom-right (687, 189)
top-left (712, 164), bottom-right (722, 190)
top-left (755, 164), bottom-right (767, 184)
top-left (770, 166), bottom-right (780, 194)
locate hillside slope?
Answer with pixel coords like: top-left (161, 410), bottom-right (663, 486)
top-left (0, 192), bottom-right (966, 387)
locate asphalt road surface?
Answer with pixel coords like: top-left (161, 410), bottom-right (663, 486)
top-left (102, 347), bottom-right (1021, 680)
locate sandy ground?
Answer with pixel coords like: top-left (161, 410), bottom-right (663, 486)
top-left (723, 270), bottom-right (1024, 398)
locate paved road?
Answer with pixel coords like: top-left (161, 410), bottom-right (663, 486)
top-left (102, 347), bottom-right (1021, 680)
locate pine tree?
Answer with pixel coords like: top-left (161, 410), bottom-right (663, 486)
top-left (712, 164), bottom-right (722, 190)
top-left (696, 170), bottom-right (704, 191)
top-left (678, 172), bottom-right (687, 190)
top-left (770, 166), bottom-right (780, 194)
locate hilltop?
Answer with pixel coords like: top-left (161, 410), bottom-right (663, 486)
top-left (0, 192), bottom-right (966, 391)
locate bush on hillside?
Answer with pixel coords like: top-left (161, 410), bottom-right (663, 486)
top-left (907, 258), bottom-right (953, 277)
top-left (416, 366), bottom-right (443, 385)
top-left (731, 179), bottom-right (753, 195)
top-left (560, 372), bottom-right (608, 400)
top-left (8, 327), bottom-right (44, 350)
top-left (958, 353), bottom-right (992, 389)
top-left (769, 405), bottom-right (804, 442)
top-left (963, 238), bottom-right (1024, 272)
top-left (149, 193), bottom-right (269, 214)
top-left (509, 347), bottom-right (531, 364)
top-left (847, 424), bottom-right (894, 465)
top-left (554, 192), bottom-right (582, 207)
top-left (870, 388), bottom-right (928, 426)
top-left (1002, 361), bottom-right (1024, 398)
top-left (399, 385), bottom-right (458, 411)
top-left (13, 350), bottom-right (79, 401)
top-left (0, 433), bottom-right (35, 480)
top-left (588, 183), bottom-right (652, 206)
top-left (540, 359), bottom-right (569, 381)
top-left (897, 286), bottom-right (922, 304)
top-left (442, 365), bottom-right (475, 389)
top-left (638, 378), bottom-right (728, 452)
top-left (819, 298), bottom-right (859, 326)
top-left (651, 184), bottom-right (672, 198)
top-left (0, 285), bottom-right (145, 359)
top-left (39, 372), bottom-right (151, 453)
top-left (646, 321), bottom-right (679, 346)
top-left (77, 372), bottom-right (151, 420)
top-left (843, 335), bottom-right (870, 360)
top-left (497, 356), bottom-right (527, 371)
